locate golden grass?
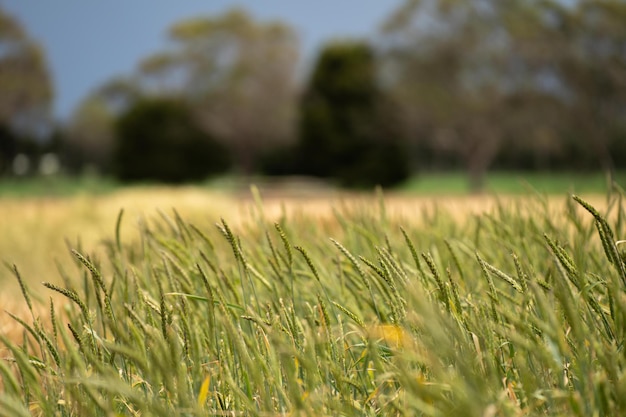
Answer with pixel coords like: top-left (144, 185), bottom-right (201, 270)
top-left (0, 187), bottom-right (232, 291)
top-left (0, 187), bottom-right (608, 289)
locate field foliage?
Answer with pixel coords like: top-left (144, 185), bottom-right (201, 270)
top-left (1, 188), bottom-right (626, 416)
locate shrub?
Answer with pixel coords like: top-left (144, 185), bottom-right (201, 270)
top-left (113, 98), bottom-right (231, 183)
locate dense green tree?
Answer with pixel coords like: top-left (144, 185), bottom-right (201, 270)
top-left (298, 41), bottom-right (410, 188)
top-left (113, 98), bottom-right (230, 183)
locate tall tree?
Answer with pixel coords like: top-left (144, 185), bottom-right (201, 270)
top-left (137, 9), bottom-right (299, 174)
top-left (0, 7), bottom-right (53, 136)
top-left (379, 0), bottom-right (520, 190)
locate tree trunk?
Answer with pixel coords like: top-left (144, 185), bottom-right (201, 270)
top-left (465, 123), bottom-right (500, 194)
top-left (467, 160), bottom-right (487, 194)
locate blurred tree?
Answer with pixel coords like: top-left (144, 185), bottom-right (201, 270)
top-left (380, 0), bottom-right (626, 187)
top-left (64, 95), bottom-right (115, 174)
top-left (137, 9), bottom-right (299, 175)
top-left (379, 0), bottom-right (520, 190)
top-left (557, 0), bottom-right (626, 176)
top-left (113, 98), bottom-right (231, 183)
top-left (298, 41), bottom-right (410, 188)
top-left (63, 78), bottom-right (139, 174)
top-left (0, 7), bottom-right (53, 137)
top-left (494, 91), bottom-right (566, 171)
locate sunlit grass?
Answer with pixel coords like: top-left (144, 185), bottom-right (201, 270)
top-left (1, 170), bottom-right (621, 200)
top-left (0, 175), bottom-right (118, 198)
top-left (400, 170), bottom-right (623, 194)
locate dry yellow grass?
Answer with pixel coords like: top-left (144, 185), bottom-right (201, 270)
top-left (0, 187), bottom-right (608, 289)
top-left (0, 187), bottom-right (232, 293)
top-left (0, 186), bottom-right (609, 346)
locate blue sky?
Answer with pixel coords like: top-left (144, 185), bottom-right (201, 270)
top-left (0, 1), bottom-right (402, 121)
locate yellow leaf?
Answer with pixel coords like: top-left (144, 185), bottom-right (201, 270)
top-left (198, 375), bottom-right (211, 407)
top-left (365, 385), bottom-right (381, 403)
top-left (368, 324), bottom-right (410, 348)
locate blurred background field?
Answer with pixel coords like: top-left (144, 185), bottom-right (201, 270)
top-left (0, 179), bottom-right (610, 297)
top-left (399, 171), bottom-right (624, 195)
top-left (0, 170), bottom-right (623, 198)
